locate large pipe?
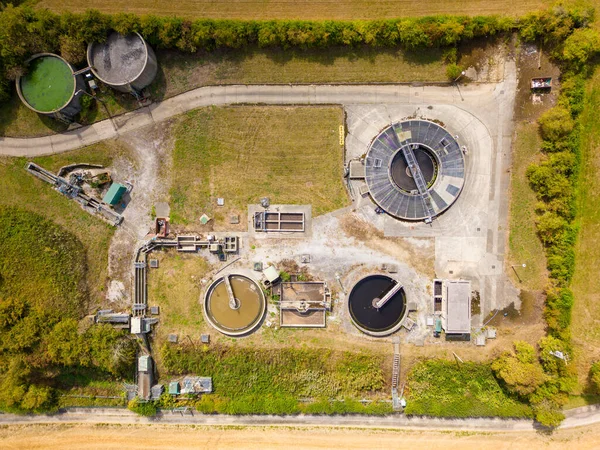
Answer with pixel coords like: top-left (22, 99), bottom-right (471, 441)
top-left (373, 282), bottom-right (403, 309)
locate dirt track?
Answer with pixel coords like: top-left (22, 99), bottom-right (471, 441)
top-left (1, 423), bottom-right (599, 450)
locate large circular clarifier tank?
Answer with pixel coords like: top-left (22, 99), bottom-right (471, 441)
top-left (16, 54), bottom-right (83, 119)
top-left (348, 275), bottom-right (407, 337)
top-left (204, 274), bottom-right (266, 336)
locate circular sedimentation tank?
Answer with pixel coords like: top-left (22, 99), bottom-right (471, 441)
top-left (204, 274), bottom-right (266, 336)
top-left (365, 120), bottom-right (465, 221)
top-left (16, 54), bottom-right (77, 115)
top-left (348, 275), bottom-right (407, 337)
top-left (87, 31), bottom-right (158, 93)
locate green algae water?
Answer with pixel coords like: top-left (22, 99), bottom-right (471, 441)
top-left (20, 56), bottom-right (74, 112)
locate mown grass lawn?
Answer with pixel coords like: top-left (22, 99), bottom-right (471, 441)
top-left (169, 105), bottom-right (349, 226)
top-left (507, 122), bottom-right (548, 291)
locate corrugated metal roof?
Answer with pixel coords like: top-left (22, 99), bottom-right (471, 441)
top-left (103, 183), bottom-right (127, 205)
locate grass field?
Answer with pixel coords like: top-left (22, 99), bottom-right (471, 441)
top-left (148, 251), bottom-right (211, 338)
top-left (37, 0), bottom-right (547, 20)
top-left (0, 84), bottom-right (138, 138)
top-left (160, 343), bottom-right (389, 414)
top-left (169, 105), bottom-right (348, 227)
top-left (0, 142), bottom-right (127, 303)
top-left (571, 68), bottom-right (600, 384)
top-left (152, 46), bottom-right (447, 100)
top-left (507, 123), bottom-right (548, 291)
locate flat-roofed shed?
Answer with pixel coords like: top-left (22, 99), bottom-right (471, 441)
top-left (103, 183), bottom-right (127, 205)
top-left (445, 280), bottom-right (471, 334)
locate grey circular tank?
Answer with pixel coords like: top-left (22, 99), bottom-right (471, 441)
top-left (16, 53), bottom-right (85, 122)
top-left (87, 31), bottom-right (158, 93)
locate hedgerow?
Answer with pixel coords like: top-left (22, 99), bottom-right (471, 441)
top-left (515, 12), bottom-right (600, 426)
top-left (0, 5), bottom-right (592, 102)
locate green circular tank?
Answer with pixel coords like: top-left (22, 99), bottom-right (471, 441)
top-left (16, 54), bottom-right (79, 117)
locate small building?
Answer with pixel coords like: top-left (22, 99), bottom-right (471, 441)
top-left (137, 355), bottom-right (153, 401)
top-left (180, 377), bottom-right (213, 395)
top-left (103, 183), bottom-right (127, 206)
top-left (263, 266), bottom-right (280, 285)
top-left (443, 280), bottom-right (472, 335)
top-left (138, 355), bottom-right (151, 372)
top-left (168, 381), bottom-right (180, 395)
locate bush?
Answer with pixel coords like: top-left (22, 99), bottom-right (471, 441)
top-left (538, 107), bottom-right (575, 142)
top-left (128, 398), bottom-right (157, 416)
top-left (562, 28), bottom-right (600, 69)
top-left (590, 362), bottom-right (600, 394)
top-left (491, 342), bottom-right (547, 398)
top-left (445, 63), bottom-right (463, 81)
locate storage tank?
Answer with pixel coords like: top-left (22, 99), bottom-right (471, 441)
top-left (87, 31), bottom-right (158, 94)
top-left (348, 274), bottom-right (407, 337)
top-left (16, 53), bottom-right (85, 122)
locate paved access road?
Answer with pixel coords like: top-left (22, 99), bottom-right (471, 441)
top-left (0, 404), bottom-right (598, 431)
top-left (0, 82), bottom-right (501, 157)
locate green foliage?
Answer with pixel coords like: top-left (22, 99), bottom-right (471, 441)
top-left (544, 288), bottom-right (574, 337)
top-left (562, 28), bottom-right (600, 70)
top-left (445, 63), bottom-right (463, 81)
top-left (128, 398), bottom-right (158, 416)
top-left (491, 342), bottom-right (547, 397)
top-left (161, 344), bottom-right (386, 413)
top-left (0, 207), bottom-right (135, 413)
top-left (404, 360), bottom-right (532, 418)
top-left (538, 107), bottom-right (575, 142)
top-left (533, 401), bottom-right (565, 427)
top-left (590, 362), bottom-right (600, 394)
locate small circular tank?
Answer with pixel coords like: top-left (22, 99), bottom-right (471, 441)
top-left (16, 53), bottom-right (84, 121)
top-left (87, 31), bottom-right (158, 94)
top-left (204, 274), bottom-right (266, 336)
top-left (348, 275), bottom-right (407, 337)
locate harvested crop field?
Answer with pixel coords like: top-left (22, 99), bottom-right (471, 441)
top-left (37, 0), bottom-right (547, 20)
top-left (2, 423), bottom-right (600, 449)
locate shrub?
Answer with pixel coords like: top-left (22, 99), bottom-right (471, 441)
top-left (128, 398), bottom-right (157, 416)
top-left (491, 342), bottom-right (547, 397)
top-left (590, 362), bottom-right (600, 394)
top-left (562, 28), bottom-right (600, 69)
top-left (445, 63), bottom-right (463, 81)
top-left (538, 107), bottom-right (575, 142)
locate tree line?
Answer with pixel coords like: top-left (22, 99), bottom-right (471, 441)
top-left (0, 5), bottom-right (594, 102)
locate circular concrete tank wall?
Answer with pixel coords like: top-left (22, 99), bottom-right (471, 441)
top-left (365, 120), bottom-right (465, 221)
top-left (88, 31), bottom-right (158, 93)
top-left (348, 275), bottom-right (407, 337)
top-left (204, 274), bottom-right (266, 337)
top-left (16, 54), bottom-right (82, 119)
